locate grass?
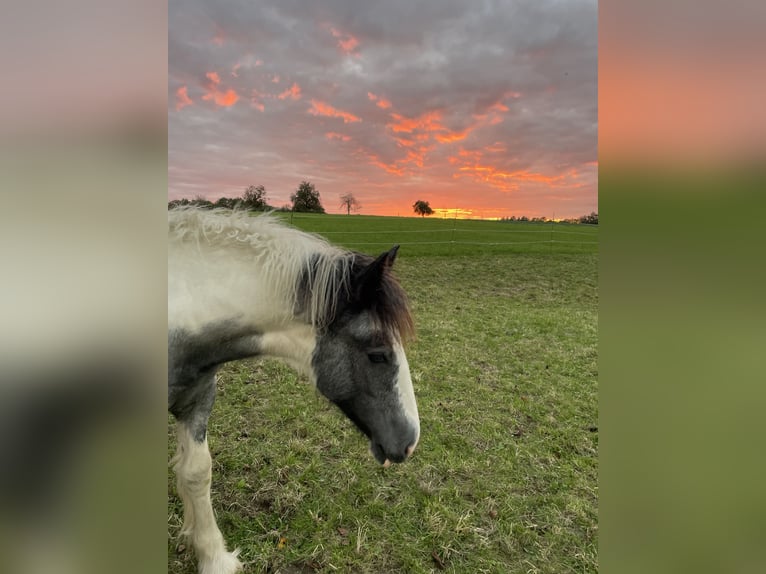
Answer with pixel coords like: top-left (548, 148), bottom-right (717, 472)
top-left (277, 212), bottom-right (598, 257)
top-left (168, 214), bottom-right (598, 573)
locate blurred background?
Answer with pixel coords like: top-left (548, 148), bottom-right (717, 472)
top-left (600, 1), bottom-right (766, 573)
top-left (0, 1), bottom-right (167, 573)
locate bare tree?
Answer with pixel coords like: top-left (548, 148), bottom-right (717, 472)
top-left (339, 193), bottom-right (361, 215)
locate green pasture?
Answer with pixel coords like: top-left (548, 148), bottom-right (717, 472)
top-left (277, 212), bottom-right (597, 257)
top-left (169, 214), bottom-right (598, 573)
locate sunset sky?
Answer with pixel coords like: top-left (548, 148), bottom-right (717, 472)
top-left (169, 0), bottom-right (597, 219)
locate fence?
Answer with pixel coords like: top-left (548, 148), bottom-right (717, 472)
top-left (285, 213), bottom-right (598, 253)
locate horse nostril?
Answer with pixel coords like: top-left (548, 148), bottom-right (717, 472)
top-left (406, 438), bottom-right (418, 458)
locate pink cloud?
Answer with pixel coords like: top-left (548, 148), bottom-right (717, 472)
top-left (201, 71), bottom-right (239, 108)
top-left (251, 89), bottom-right (265, 112)
top-left (367, 92), bottom-right (392, 109)
top-left (175, 86), bottom-right (193, 111)
top-left (308, 99), bottom-right (361, 123)
top-left (329, 26), bottom-right (359, 54)
top-left (278, 82), bottom-right (302, 101)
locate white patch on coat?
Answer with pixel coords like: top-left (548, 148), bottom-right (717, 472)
top-left (172, 423), bottom-right (243, 574)
top-left (259, 322), bottom-right (318, 381)
top-left (394, 342), bottom-right (420, 453)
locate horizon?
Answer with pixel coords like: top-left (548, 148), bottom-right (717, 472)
top-left (169, 0), bottom-right (597, 220)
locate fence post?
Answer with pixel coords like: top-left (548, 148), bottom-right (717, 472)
top-left (549, 212), bottom-right (554, 253)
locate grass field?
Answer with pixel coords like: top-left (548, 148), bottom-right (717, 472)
top-left (168, 214), bottom-right (598, 573)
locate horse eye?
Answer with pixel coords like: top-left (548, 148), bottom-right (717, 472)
top-left (367, 352), bottom-right (387, 364)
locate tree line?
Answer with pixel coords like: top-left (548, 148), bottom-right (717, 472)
top-left (168, 181), bottom-right (330, 213)
top-left (499, 212), bottom-right (598, 225)
top-left (169, 186), bottom-right (596, 224)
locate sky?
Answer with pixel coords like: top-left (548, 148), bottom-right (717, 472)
top-left (169, 0), bottom-right (597, 219)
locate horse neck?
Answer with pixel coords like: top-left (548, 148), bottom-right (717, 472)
top-left (258, 321), bottom-right (318, 379)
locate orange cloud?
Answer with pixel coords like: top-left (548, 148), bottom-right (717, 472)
top-left (369, 156), bottom-right (406, 176)
top-left (388, 110), bottom-right (445, 133)
top-left (435, 129), bottom-right (469, 143)
top-left (325, 132), bottom-right (351, 142)
top-left (308, 99), bottom-right (361, 123)
top-left (278, 82), bottom-right (302, 101)
top-left (329, 26), bottom-right (359, 54)
top-left (368, 92), bottom-right (392, 109)
top-left (175, 86), bottom-right (193, 111)
top-left (473, 104), bottom-right (509, 127)
top-left (389, 110), bottom-right (476, 145)
top-left (446, 148), bottom-right (554, 191)
top-left (201, 71), bottom-right (240, 108)
top-left (453, 159), bottom-right (571, 191)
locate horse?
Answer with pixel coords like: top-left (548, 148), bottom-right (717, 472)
top-left (168, 208), bottom-right (420, 574)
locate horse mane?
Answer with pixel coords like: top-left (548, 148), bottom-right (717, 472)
top-left (168, 207), bottom-right (414, 341)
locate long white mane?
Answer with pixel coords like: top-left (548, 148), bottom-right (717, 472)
top-left (168, 208), bottom-right (355, 329)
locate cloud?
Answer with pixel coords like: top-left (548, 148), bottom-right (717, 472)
top-left (387, 110), bottom-right (445, 134)
top-left (277, 83), bottom-right (302, 101)
top-left (231, 55), bottom-right (263, 77)
top-left (308, 99), bottom-right (361, 123)
top-left (368, 92), bottom-right (392, 109)
top-left (201, 71), bottom-right (239, 107)
top-left (326, 132), bottom-right (351, 142)
top-left (175, 86), bottom-right (193, 111)
top-left (328, 26), bottom-right (360, 55)
top-left (250, 89), bottom-right (265, 112)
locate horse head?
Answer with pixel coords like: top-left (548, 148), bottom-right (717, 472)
top-left (311, 246), bottom-right (420, 466)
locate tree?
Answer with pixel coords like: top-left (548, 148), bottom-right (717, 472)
top-left (339, 193), bottom-right (361, 215)
top-left (190, 195), bottom-right (214, 209)
top-left (168, 198), bottom-right (191, 209)
top-left (413, 200), bottom-right (434, 217)
top-left (242, 185), bottom-right (268, 210)
top-left (580, 211), bottom-right (598, 225)
top-left (291, 181), bottom-right (325, 213)
top-left (213, 196), bottom-right (239, 209)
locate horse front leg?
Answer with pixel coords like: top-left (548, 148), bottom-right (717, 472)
top-left (173, 421), bottom-right (242, 574)
top-left (171, 360), bottom-right (244, 574)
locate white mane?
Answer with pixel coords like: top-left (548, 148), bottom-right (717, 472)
top-left (168, 207), bottom-right (354, 330)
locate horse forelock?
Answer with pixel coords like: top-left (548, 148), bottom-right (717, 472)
top-left (372, 269), bottom-right (415, 343)
top-left (306, 252), bottom-right (414, 343)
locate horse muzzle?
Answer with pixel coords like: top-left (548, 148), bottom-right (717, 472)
top-left (370, 428), bottom-right (419, 467)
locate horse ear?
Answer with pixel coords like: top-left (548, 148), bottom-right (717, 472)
top-left (356, 245), bottom-right (399, 303)
top-left (384, 244), bottom-right (400, 266)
